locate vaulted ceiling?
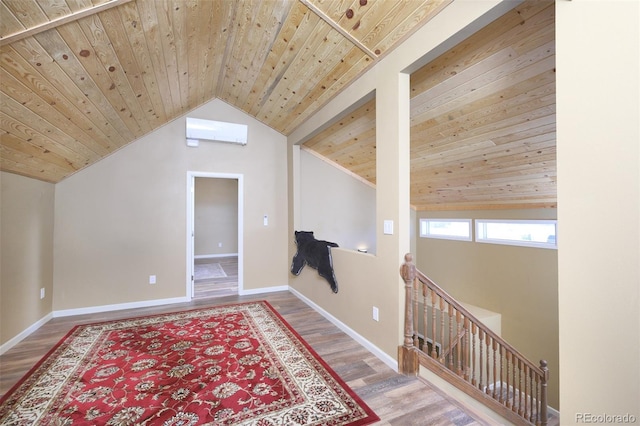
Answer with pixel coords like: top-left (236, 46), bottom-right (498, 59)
top-left (0, 0), bottom-right (555, 211)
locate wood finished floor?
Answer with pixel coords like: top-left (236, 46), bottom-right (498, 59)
top-left (0, 291), bottom-right (499, 425)
top-left (194, 256), bottom-right (238, 299)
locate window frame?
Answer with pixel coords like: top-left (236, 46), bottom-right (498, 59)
top-left (475, 219), bottom-right (558, 249)
top-left (419, 218), bottom-right (472, 242)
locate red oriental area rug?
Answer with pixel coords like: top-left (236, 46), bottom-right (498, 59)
top-left (0, 301), bottom-right (379, 425)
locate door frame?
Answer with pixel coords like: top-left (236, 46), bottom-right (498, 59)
top-left (186, 171), bottom-right (243, 299)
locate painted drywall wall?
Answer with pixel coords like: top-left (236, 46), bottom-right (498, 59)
top-left (299, 149), bottom-right (376, 254)
top-left (288, 1), bottom-right (509, 362)
top-left (53, 99), bottom-right (288, 311)
top-left (294, 147), bottom-right (395, 356)
top-left (194, 177), bottom-right (238, 256)
top-left (0, 172), bottom-right (54, 347)
top-left (416, 209), bottom-right (559, 408)
top-left (557, 1), bottom-right (639, 423)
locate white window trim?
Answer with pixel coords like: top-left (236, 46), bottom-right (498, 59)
top-left (475, 219), bottom-right (557, 249)
top-left (419, 218), bottom-right (472, 241)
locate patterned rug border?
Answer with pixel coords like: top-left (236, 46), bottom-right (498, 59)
top-left (260, 301), bottom-right (379, 426)
top-left (0, 300), bottom-right (380, 425)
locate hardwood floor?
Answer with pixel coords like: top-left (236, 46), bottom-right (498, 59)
top-left (194, 256), bottom-right (238, 299)
top-left (0, 291), bottom-right (498, 425)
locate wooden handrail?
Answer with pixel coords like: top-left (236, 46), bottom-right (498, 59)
top-left (414, 267), bottom-right (545, 378)
top-left (398, 253), bottom-right (549, 426)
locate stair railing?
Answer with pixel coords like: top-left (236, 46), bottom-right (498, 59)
top-left (398, 253), bottom-right (549, 426)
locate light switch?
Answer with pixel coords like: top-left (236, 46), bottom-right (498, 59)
top-left (383, 220), bottom-right (394, 235)
top-left (263, 215), bottom-right (268, 226)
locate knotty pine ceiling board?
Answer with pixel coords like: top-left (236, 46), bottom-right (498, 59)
top-left (302, 0), bottom-right (556, 210)
top-left (1, 0), bottom-right (442, 183)
top-left (1, 0), bottom-right (555, 211)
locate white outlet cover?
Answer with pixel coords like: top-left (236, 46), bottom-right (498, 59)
top-left (149, 275), bottom-right (156, 284)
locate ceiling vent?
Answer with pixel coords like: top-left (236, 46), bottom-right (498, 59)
top-left (185, 117), bottom-right (248, 147)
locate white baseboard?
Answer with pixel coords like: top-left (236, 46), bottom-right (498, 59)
top-left (239, 285), bottom-right (289, 296)
top-left (288, 287), bottom-right (398, 371)
top-left (53, 296), bottom-right (190, 318)
top-left (195, 253), bottom-right (238, 259)
top-left (0, 312), bottom-right (53, 356)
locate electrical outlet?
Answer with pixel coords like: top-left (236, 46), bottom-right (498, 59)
top-left (149, 275), bottom-right (156, 284)
top-left (372, 306), bottom-right (379, 322)
top-left (218, 242), bottom-right (223, 248)
top-left (40, 288), bottom-right (45, 299)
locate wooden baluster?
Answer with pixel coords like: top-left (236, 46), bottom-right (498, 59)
top-left (422, 286), bottom-right (428, 353)
top-left (530, 371), bottom-right (536, 423)
top-left (431, 289), bottom-right (437, 358)
top-left (518, 359), bottom-right (524, 416)
top-left (439, 296), bottom-right (445, 363)
top-left (485, 335), bottom-right (492, 395)
top-left (471, 323), bottom-right (477, 386)
top-left (463, 317), bottom-right (470, 382)
top-left (448, 303), bottom-right (454, 370)
top-left (413, 278), bottom-right (419, 349)
top-left (527, 369), bottom-right (535, 422)
top-left (540, 360), bottom-right (549, 426)
top-left (505, 351), bottom-right (512, 409)
top-left (498, 344), bottom-right (504, 404)
top-left (520, 363), bottom-right (529, 419)
top-left (456, 310), bottom-right (462, 376)
top-left (492, 339), bottom-right (498, 399)
top-left (478, 329), bottom-right (484, 390)
top-left (535, 368), bottom-right (541, 424)
top-left (512, 356), bottom-right (518, 413)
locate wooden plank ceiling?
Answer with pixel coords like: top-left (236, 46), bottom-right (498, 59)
top-left (304, 0), bottom-right (556, 210)
top-left (0, 0), bottom-right (555, 211)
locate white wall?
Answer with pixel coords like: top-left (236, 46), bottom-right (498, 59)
top-left (53, 99), bottom-right (289, 311)
top-left (557, 1), bottom-right (639, 423)
top-left (300, 149), bottom-right (376, 253)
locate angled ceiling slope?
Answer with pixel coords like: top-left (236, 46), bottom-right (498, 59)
top-left (0, 0), bottom-right (451, 184)
top-left (303, 0), bottom-right (556, 211)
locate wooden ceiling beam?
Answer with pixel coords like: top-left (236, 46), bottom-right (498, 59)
top-left (0, 0), bottom-right (134, 47)
top-left (298, 0), bottom-right (378, 59)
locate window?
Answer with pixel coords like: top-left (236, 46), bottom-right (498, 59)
top-left (420, 218), bottom-right (472, 241)
top-left (475, 219), bottom-right (557, 249)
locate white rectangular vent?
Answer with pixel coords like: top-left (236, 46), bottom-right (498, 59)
top-left (186, 117), bottom-right (248, 146)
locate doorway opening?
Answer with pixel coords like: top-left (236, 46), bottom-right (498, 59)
top-left (187, 172), bottom-right (243, 300)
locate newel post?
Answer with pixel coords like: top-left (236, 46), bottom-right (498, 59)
top-left (398, 253), bottom-right (419, 375)
top-left (540, 360), bottom-right (549, 426)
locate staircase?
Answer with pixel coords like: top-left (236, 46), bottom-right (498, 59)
top-left (398, 254), bottom-right (550, 426)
